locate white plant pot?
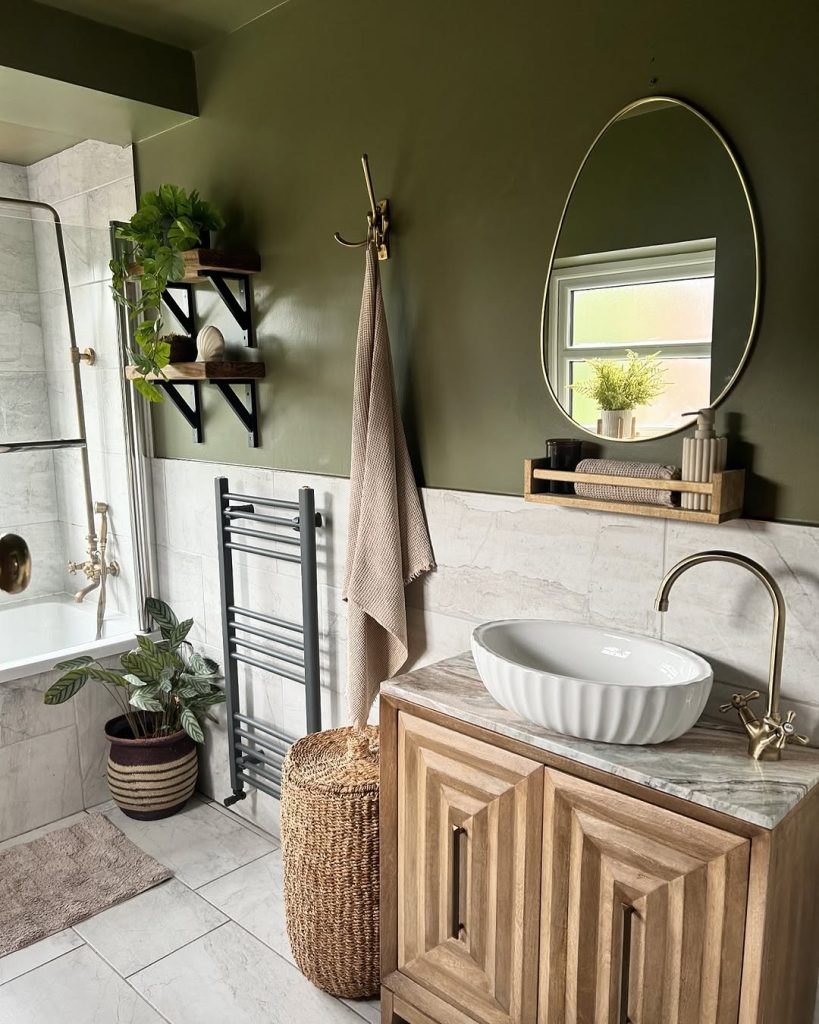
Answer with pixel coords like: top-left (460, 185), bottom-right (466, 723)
top-left (599, 408), bottom-right (636, 439)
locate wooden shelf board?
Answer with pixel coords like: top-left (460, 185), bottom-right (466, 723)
top-left (532, 468), bottom-right (715, 494)
top-left (125, 361), bottom-right (265, 382)
top-left (523, 490), bottom-right (740, 524)
top-left (131, 248), bottom-right (261, 283)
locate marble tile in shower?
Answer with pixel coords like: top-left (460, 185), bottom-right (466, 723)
top-left (0, 371), bottom-right (53, 443)
top-left (0, 726), bottom-right (84, 842)
top-left (0, 162), bottom-right (30, 200)
top-left (0, 450), bottom-right (58, 526)
top-left (662, 519), bottom-right (819, 710)
top-left (0, 217), bottom-right (37, 295)
top-left (0, 292), bottom-right (44, 372)
top-left (56, 141), bottom-right (134, 202)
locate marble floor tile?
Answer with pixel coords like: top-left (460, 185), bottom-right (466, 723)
top-left (0, 944), bottom-right (163, 1024)
top-left (131, 921), bottom-right (363, 1024)
top-left (98, 797), bottom-right (275, 888)
top-left (75, 878), bottom-right (227, 977)
top-left (199, 851), bottom-right (291, 961)
top-left (0, 810), bottom-right (88, 852)
top-left (0, 929), bottom-right (83, 985)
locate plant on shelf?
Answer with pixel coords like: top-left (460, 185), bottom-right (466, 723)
top-left (43, 597), bottom-right (225, 820)
top-left (570, 349), bottom-right (668, 438)
top-left (110, 184), bottom-right (224, 403)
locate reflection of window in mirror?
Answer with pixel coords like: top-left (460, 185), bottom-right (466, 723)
top-left (546, 239), bottom-right (715, 438)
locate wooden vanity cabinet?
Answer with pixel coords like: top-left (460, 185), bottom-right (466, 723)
top-left (380, 696), bottom-right (819, 1024)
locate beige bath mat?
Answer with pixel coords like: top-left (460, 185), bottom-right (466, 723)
top-left (0, 813), bottom-right (172, 956)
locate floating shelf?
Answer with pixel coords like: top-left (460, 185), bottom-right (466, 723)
top-left (125, 361), bottom-right (265, 382)
top-left (524, 458), bottom-right (745, 524)
top-left (131, 248), bottom-right (261, 284)
top-left (126, 361), bottom-right (265, 448)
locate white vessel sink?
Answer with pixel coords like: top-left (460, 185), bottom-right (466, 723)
top-left (471, 619), bottom-right (713, 745)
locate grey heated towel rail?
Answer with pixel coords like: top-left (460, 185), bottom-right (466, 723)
top-left (215, 477), bottom-right (323, 806)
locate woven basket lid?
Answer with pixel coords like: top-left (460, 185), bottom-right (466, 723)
top-left (286, 726), bottom-right (379, 794)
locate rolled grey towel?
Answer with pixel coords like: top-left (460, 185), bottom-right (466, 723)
top-left (574, 458), bottom-right (681, 507)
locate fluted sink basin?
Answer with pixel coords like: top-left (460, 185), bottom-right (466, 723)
top-left (471, 619), bottom-right (713, 745)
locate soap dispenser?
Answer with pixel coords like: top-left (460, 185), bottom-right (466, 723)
top-left (681, 409), bottom-right (727, 511)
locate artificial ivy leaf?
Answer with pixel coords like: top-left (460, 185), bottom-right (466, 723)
top-left (180, 708), bottom-right (204, 743)
top-left (133, 378), bottom-right (163, 403)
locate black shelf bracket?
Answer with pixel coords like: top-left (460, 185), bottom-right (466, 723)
top-left (212, 380), bottom-right (259, 447)
top-left (162, 283), bottom-right (196, 338)
top-left (158, 381), bottom-right (203, 443)
top-left (202, 272), bottom-right (255, 347)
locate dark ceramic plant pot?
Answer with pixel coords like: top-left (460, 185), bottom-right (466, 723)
top-left (105, 715), bottom-right (198, 820)
top-left (165, 335), bottom-right (198, 363)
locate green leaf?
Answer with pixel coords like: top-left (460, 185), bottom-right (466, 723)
top-left (43, 672), bottom-right (88, 704)
top-left (145, 597), bottom-right (178, 637)
top-left (54, 655), bottom-right (94, 672)
top-left (167, 618), bottom-right (193, 651)
top-left (121, 648), bottom-right (164, 683)
top-left (129, 689), bottom-right (163, 712)
top-left (137, 633), bottom-right (157, 653)
top-left (123, 673), bottom-right (149, 688)
top-left (187, 652), bottom-right (220, 678)
top-left (180, 708), bottom-right (204, 743)
top-left (86, 668), bottom-right (130, 687)
top-left (179, 673), bottom-right (215, 695)
top-left (133, 377), bottom-right (163, 403)
top-left (191, 688), bottom-right (226, 708)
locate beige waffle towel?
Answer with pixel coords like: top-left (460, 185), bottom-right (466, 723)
top-left (575, 458), bottom-right (681, 506)
top-left (343, 246), bottom-right (435, 729)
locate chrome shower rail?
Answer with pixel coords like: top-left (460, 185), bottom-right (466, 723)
top-left (216, 477), bottom-right (323, 806)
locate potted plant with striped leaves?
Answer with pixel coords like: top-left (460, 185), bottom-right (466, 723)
top-left (43, 598), bottom-right (224, 820)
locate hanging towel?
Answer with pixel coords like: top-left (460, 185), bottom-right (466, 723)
top-left (343, 245), bottom-right (435, 730)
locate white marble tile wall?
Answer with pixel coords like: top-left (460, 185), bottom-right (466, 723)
top-left (151, 455), bottom-right (819, 834)
top-left (0, 162), bottom-right (62, 604)
top-left (26, 140), bottom-right (138, 619)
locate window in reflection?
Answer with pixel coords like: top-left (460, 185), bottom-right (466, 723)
top-left (547, 239), bottom-right (716, 437)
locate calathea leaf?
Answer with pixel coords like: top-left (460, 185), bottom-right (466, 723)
top-left (179, 673), bottom-right (216, 695)
top-left (129, 689), bottom-right (163, 712)
top-left (167, 619), bottom-right (193, 651)
top-left (54, 655), bottom-right (94, 672)
top-left (43, 672), bottom-right (88, 705)
top-left (123, 673), bottom-right (149, 688)
top-left (86, 668), bottom-right (130, 688)
top-left (137, 633), bottom-right (158, 654)
top-left (145, 597), bottom-right (178, 638)
top-left (180, 708), bottom-right (204, 743)
top-left (121, 648), bottom-right (165, 683)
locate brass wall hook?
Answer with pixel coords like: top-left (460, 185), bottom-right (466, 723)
top-left (333, 153), bottom-right (390, 261)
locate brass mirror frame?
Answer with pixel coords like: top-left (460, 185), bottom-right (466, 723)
top-left (539, 95), bottom-right (761, 442)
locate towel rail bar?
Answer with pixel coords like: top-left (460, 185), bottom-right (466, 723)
top-left (217, 476), bottom-right (323, 807)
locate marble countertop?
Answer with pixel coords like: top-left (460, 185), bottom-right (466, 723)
top-left (383, 653), bottom-right (819, 830)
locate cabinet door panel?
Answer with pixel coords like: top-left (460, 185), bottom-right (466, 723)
top-left (540, 768), bottom-right (750, 1024)
top-left (398, 712), bottom-right (543, 1024)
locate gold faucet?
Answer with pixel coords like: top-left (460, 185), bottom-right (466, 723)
top-left (67, 502), bottom-right (120, 638)
top-left (655, 550), bottom-right (809, 761)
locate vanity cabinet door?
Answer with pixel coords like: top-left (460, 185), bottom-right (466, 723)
top-left (397, 712), bottom-right (544, 1024)
top-left (539, 768), bottom-right (750, 1024)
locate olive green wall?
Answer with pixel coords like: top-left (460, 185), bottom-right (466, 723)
top-left (136, 0), bottom-right (819, 525)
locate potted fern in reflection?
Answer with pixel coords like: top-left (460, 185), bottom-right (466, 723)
top-left (44, 598), bottom-right (224, 820)
top-left (571, 349), bottom-right (668, 438)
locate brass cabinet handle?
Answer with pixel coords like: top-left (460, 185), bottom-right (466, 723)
top-left (619, 903), bottom-right (636, 1024)
top-left (451, 824), bottom-right (467, 939)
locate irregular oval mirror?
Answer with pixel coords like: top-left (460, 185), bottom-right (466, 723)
top-left (541, 97), bottom-right (759, 441)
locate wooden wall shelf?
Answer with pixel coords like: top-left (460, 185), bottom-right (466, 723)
top-left (125, 361), bottom-right (265, 382)
top-left (131, 248), bottom-right (261, 283)
top-left (524, 458), bottom-right (745, 524)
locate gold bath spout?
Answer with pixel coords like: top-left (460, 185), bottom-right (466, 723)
top-left (67, 502), bottom-right (119, 639)
top-left (655, 550), bottom-right (809, 761)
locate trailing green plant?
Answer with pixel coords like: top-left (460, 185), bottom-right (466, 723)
top-left (110, 184), bottom-right (224, 403)
top-left (43, 598), bottom-right (224, 743)
top-left (570, 350), bottom-right (668, 411)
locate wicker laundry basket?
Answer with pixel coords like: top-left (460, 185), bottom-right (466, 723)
top-left (281, 725), bottom-right (380, 999)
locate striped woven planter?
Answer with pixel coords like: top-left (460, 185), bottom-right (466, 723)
top-left (104, 716), bottom-right (198, 820)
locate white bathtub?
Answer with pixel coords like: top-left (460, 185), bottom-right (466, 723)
top-left (0, 596), bottom-right (138, 684)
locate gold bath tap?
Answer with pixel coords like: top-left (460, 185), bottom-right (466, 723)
top-left (655, 550), bottom-right (809, 761)
top-left (67, 502), bottom-right (120, 639)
